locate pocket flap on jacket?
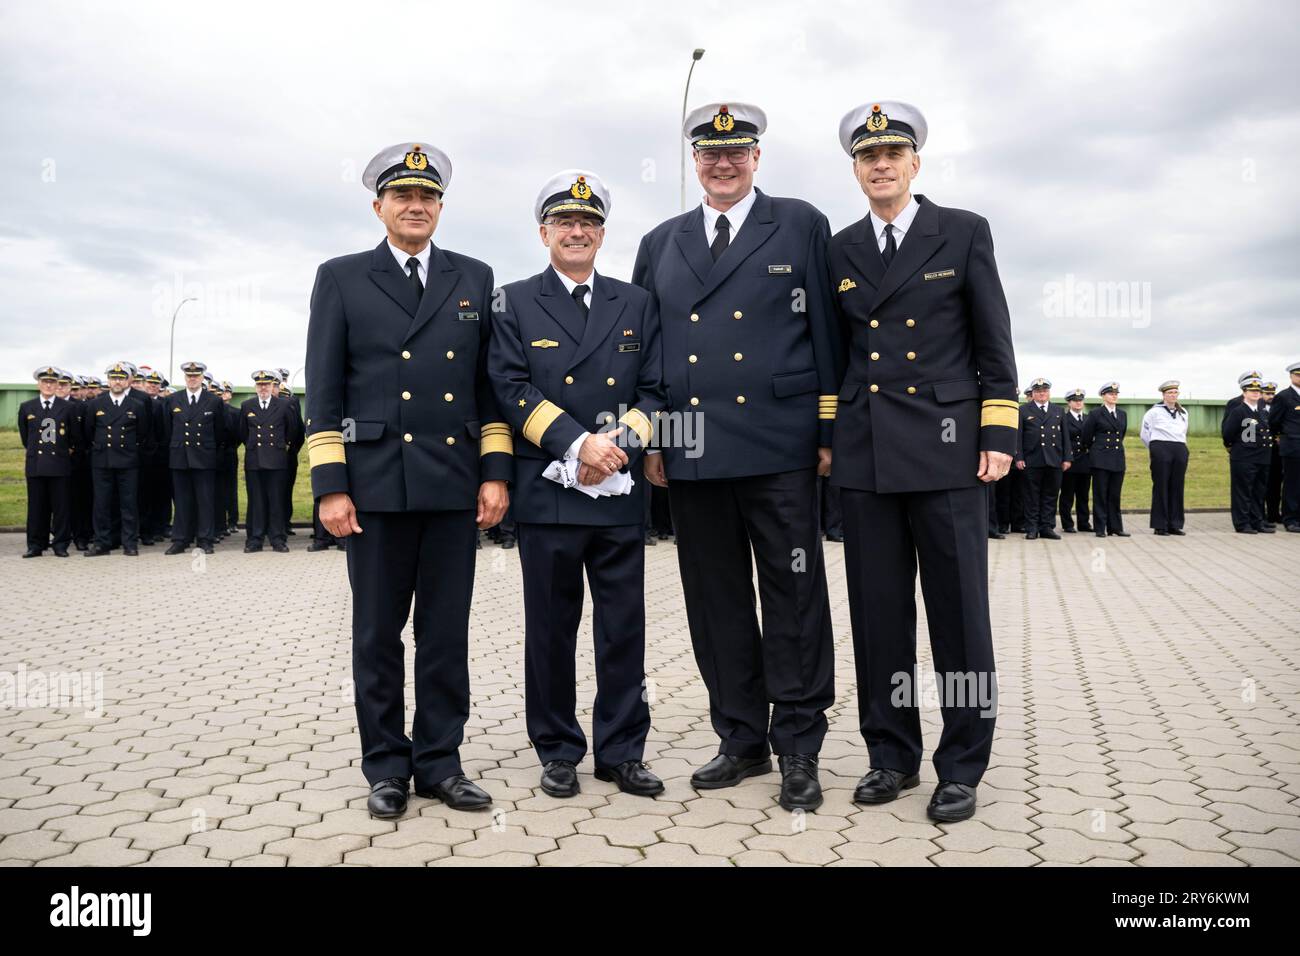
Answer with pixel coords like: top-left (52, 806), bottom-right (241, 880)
top-left (932, 379), bottom-right (980, 403)
top-left (352, 420), bottom-right (385, 442)
top-left (772, 368), bottom-right (819, 398)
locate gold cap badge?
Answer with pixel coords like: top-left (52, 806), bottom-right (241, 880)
top-left (713, 105), bottom-right (735, 133)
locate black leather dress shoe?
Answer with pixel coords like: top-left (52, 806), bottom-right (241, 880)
top-left (824, 530), bottom-right (844, 543)
top-left (1286, 524), bottom-right (1300, 533)
top-left (165, 543), bottom-right (188, 555)
top-left (367, 777), bottom-right (409, 819)
top-left (1062, 526), bottom-right (1076, 534)
top-left (1169, 528), bottom-right (1185, 535)
top-left (927, 781), bottom-right (977, 822)
top-left (1095, 530), bottom-right (1107, 538)
top-left (1039, 529), bottom-right (1061, 540)
top-left (122, 548), bottom-right (138, 556)
top-left (1237, 527), bottom-right (1259, 534)
top-left (777, 754), bottom-right (822, 811)
top-left (272, 542), bottom-right (290, 553)
top-left (53, 547), bottom-right (69, 557)
top-left (853, 767), bottom-right (921, 804)
top-left (690, 753), bottom-right (773, 790)
top-left (306, 541), bottom-right (331, 552)
top-left (140, 536), bottom-right (155, 546)
top-left (645, 533), bottom-right (657, 546)
top-left (540, 760), bottom-right (579, 798)
top-left (22, 548), bottom-right (41, 558)
top-left (499, 537), bottom-right (516, 550)
top-left (1154, 529), bottom-right (1168, 536)
top-left (1108, 530), bottom-right (1131, 537)
top-left (244, 544), bottom-right (263, 553)
top-left (416, 774), bottom-right (492, 810)
top-left (595, 760), bottom-right (664, 797)
top-left (201, 543), bottom-right (215, 554)
top-left (999, 525), bottom-right (1012, 535)
top-left (85, 545), bottom-right (111, 557)
top-left (1025, 531), bottom-right (1039, 540)
top-left (1078, 525), bottom-right (1093, 532)
top-left (1257, 525), bottom-right (1276, 534)
top-left (988, 530), bottom-right (1005, 540)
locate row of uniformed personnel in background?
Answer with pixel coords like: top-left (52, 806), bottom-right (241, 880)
top-left (985, 366), bottom-right (1300, 541)
top-left (18, 362), bottom-right (308, 557)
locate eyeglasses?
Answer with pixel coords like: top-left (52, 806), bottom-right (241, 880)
top-left (544, 217), bottom-right (603, 233)
top-left (695, 148), bottom-right (754, 166)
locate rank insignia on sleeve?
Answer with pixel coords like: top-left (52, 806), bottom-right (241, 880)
top-left (837, 278), bottom-right (857, 292)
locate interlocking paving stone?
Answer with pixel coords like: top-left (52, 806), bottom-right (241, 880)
top-left (0, 516), bottom-right (1296, 866)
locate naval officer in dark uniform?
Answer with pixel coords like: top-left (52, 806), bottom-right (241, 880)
top-left (828, 101), bottom-right (1018, 823)
top-left (490, 170), bottom-right (668, 799)
top-left (1059, 387), bottom-right (1092, 532)
top-left (1016, 377), bottom-right (1071, 539)
top-left (1224, 376), bottom-right (1274, 533)
top-left (306, 141), bottom-right (512, 819)
top-left (18, 366), bottom-right (76, 557)
top-left (1082, 382), bottom-right (1129, 536)
top-left (239, 369), bottom-right (299, 552)
top-left (1269, 362), bottom-right (1300, 532)
top-left (162, 361), bottom-right (227, 554)
top-left (83, 362), bottom-right (147, 556)
top-left (633, 102), bottom-right (842, 811)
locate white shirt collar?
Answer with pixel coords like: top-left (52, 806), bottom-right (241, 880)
top-left (389, 241), bottom-right (432, 278)
top-left (869, 195), bottom-right (921, 247)
top-left (700, 188), bottom-right (758, 241)
top-left (551, 265), bottom-right (597, 304)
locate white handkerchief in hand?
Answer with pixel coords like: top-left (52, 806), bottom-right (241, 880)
top-left (542, 459), bottom-right (635, 499)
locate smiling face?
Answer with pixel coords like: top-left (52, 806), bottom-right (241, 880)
top-left (374, 185), bottom-right (442, 252)
top-left (695, 146), bottom-right (759, 209)
top-left (541, 213), bottom-right (604, 278)
top-left (853, 144), bottom-right (920, 209)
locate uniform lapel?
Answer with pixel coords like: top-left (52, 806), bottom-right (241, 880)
top-left (839, 214), bottom-right (886, 298)
top-left (571, 275), bottom-right (627, 369)
top-left (368, 239), bottom-right (419, 318)
top-left (671, 208), bottom-right (713, 287)
top-left (405, 245), bottom-right (460, 343)
top-left (868, 196), bottom-right (947, 313)
top-left (535, 267), bottom-right (586, 346)
top-left (699, 189), bottom-right (778, 301)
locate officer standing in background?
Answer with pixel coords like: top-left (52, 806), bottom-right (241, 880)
top-left (273, 369), bottom-right (304, 534)
top-left (221, 380), bottom-right (241, 536)
top-left (82, 362), bottom-right (146, 556)
top-left (1141, 380), bottom-right (1190, 535)
top-left (239, 370), bottom-right (298, 552)
top-left (1016, 377), bottom-right (1070, 539)
top-left (1269, 362), bottom-right (1300, 532)
top-left (827, 100), bottom-right (1017, 823)
top-left (307, 141), bottom-right (512, 819)
top-left (490, 170), bottom-right (667, 799)
top-left (1059, 387), bottom-right (1092, 533)
top-left (1261, 382), bottom-right (1283, 524)
top-left (18, 366), bottom-right (76, 557)
top-left (1223, 376), bottom-right (1274, 533)
top-left (69, 374), bottom-right (94, 550)
top-left (632, 102), bottom-right (841, 812)
top-left (163, 360), bottom-right (227, 554)
top-left (1083, 382), bottom-right (1129, 536)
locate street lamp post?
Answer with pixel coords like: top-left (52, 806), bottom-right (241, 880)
top-left (168, 296), bottom-right (197, 383)
top-left (680, 48), bottom-right (705, 212)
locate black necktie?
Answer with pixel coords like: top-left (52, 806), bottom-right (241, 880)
top-left (572, 284), bottom-right (590, 320)
top-left (190, 394), bottom-right (195, 406)
top-left (882, 223), bottom-right (897, 267)
top-left (710, 214), bottom-right (731, 262)
top-left (407, 256), bottom-right (423, 298)
top-left (43, 402), bottom-right (50, 412)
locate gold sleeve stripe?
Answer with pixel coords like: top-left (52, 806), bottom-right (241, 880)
top-left (982, 399), bottom-right (1019, 409)
top-left (981, 403), bottom-right (1019, 430)
top-left (480, 422), bottom-right (514, 456)
top-left (522, 399), bottom-right (565, 446)
top-left (619, 408), bottom-right (653, 447)
top-left (818, 395), bottom-right (838, 421)
top-left (308, 442), bottom-right (346, 468)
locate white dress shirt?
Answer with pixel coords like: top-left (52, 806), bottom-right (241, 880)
top-left (868, 196), bottom-right (920, 252)
top-left (701, 188), bottom-right (758, 247)
top-left (1140, 403), bottom-right (1189, 445)
top-left (186, 387), bottom-right (203, 405)
top-left (549, 267), bottom-right (598, 462)
top-left (389, 241), bottom-right (432, 284)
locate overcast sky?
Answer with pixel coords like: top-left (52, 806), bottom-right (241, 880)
top-left (2, 0), bottom-right (1296, 398)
